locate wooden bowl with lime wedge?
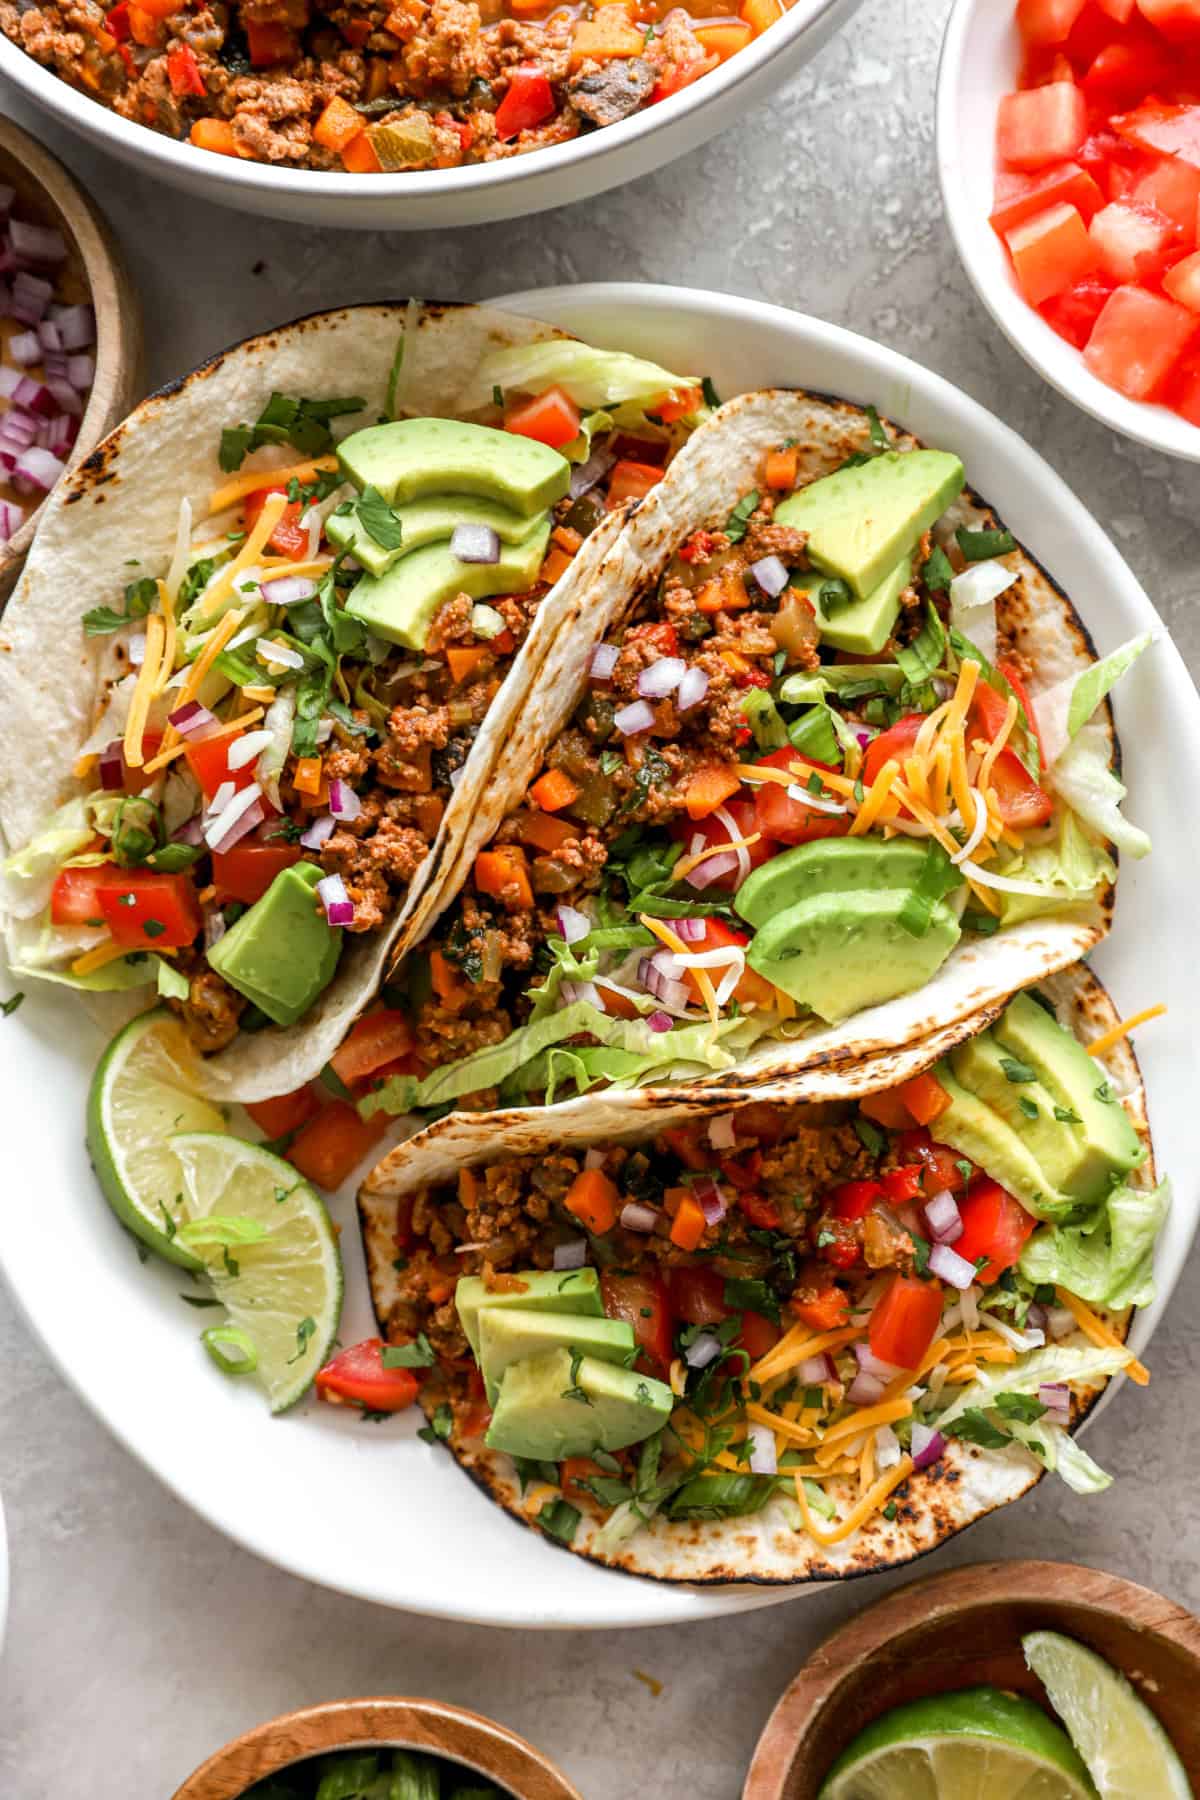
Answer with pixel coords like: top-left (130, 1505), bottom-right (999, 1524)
top-left (744, 1560), bottom-right (1200, 1799)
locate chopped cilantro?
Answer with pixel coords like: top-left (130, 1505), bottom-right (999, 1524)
top-left (356, 484), bottom-right (405, 551)
top-left (417, 1402), bottom-right (454, 1445)
top-left (218, 391), bottom-right (365, 471)
top-left (1018, 1095), bottom-right (1040, 1120)
top-left (381, 1334), bottom-right (435, 1369)
top-left (854, 1115), bottom-right (885, 1156)
top-left (946, 1408), bottom-right (1010, 1448)
top-left (82, 576), bottom-right (158, 636)
top-left (995, 1391), bottom-right (1047, 1423)
top-left (922, 545), bottom-right (954, 593)
top-left (956, 525), bottom-right (1016, 563)
top-left (286, 1316), bottom-right (317, 1364)
top-left (1053, 1104), bottom-right (1082, 1124)
top-left (1000, 1055), bottom-right (1037, 1083)
top-left (866, 404), bottom-right (889, 448)
top-left (0, 992), bottom-right (25, 1017)
top-left (725, 489), bottom-right (758, 544)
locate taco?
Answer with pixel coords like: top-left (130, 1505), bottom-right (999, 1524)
top-left (0, 300), bottom-right (708, 1101)
top-left (359, 965), bottom-right (1167, 1583)
top-left (360, 389), bottom-right (1152, 1122)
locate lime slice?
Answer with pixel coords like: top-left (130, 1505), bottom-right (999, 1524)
top-left (170, 1132), bottom-right (342, 1413)
top-left (818, 1687), bottom-right (1098, 1800)
top-left (86, 1008), bottom-right (225, 1269)
top-left (1024, 1631), bottom-right (1193, 1800)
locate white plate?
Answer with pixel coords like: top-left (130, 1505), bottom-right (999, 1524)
top-left (0, 0), bottom-right (862, 232)
top-left (937, 0), bottom-right (1200, 462)
top-left (1, 284), bottom-right (1196, 1630)
top-left (0, 1490), bottom-right (7, 1654)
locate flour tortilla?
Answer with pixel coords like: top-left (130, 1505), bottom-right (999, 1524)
top-left (0, 301), bottom-right (630, 1102)
top-left (359, 963), bottom-right (1151, 1586)
top-left (409, 389), bottom-right (1116, 1096)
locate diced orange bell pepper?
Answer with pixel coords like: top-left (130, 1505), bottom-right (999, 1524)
top-left (606, 459), bottom-right (664, 508)
top-left (696, 570), bottom-right (751, 613)
top-left (190, 119), bottom-right (240, 157)
top-left (858, 1088), bottom-right (915, 1131)
top-left (445, 643), bottom-right (491, 685)
top-left (473, 846), bottom-right (534, 911)
top-left (540, 543), bottom-right (575, 584)
top-left (517, 810), bottom-right (579, 853)
top-left (764, 445), bottom-right (798, 488)
top-left (564, 1167), bottom-right (620, 1234)
top-left (569, 11), bottom-right (645, 67)
top-left (127, 6), bottom-right (162, 44)
top-left (342, 131), bottom-right (382, 173)
top-left (895, 1070), bottom-right (952, 1126)
top-left (684, 763), bottom-right (742, 820)
top-left (669, 1192), bottom-right (707, 1251)
top-left (741, 0), bottom-right (783, 32)
top-left (314, 95), bottom-right (366, 152)
top-left (694, 21), bottom-right (752, 58)
top-left (529, 769), bottom-right (580, 813)
top-left (293, 756), bottom-right (324, 796)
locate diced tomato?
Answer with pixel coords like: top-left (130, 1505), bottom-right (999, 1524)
top-left (659, 1122), bottom-right (712, 1170)
top-left (1007, 201), bottom-right (1097, 303)
top-left (606, 459), bottom-right (663, 507)
top-left (1089, 200), bottom-right (1181, 281)
top-left (494, 63), bottom-right (555, 139)
top-left (653, 385), bottom-right (704, 424)
top-left (736, 1189), bottom-right (782, 1230)
top-left (1076, 127), bottom-right (1148, 201)
top-left (1164, 245), bottom-right (1200, 306)
top-left (1113, 98), bottom-right (1200, 165)
top-left (669, 793), bottom-right (776, 891)
top-left (736, 1310), bottom-right (781, 1360)
top-left (50, 863), bottom-right (114, 927)
top-left (1134, 0), bottom-right (1200, 41)
top-left (1017, 0), bottom-right (1089, 42)
top-left (315, 1338), bottom-right (420, 1412)
top-left (997, 660), bottom-right (1049, 769)
top-left (1083, 282), bottom-right (1198, 395)
top-left (105, 1), bottom-right (130, 37)
top-left (881, 1164), bottom-right (926, 1204)
top-left (869, 1274), bottom-right (943, 1370)
top-left (286, 1100), bottom-right (388, 1189)
top-left (988, 748), bottom-right (1056, 827)
top-left (601, 1268), bottom-right (673, 1373)
top-left (95, 869), bottom-right (202, 950)
top-left (649, 49), bottom-right (717, 103)
top-left (243, 483), bottom-right (308, 559)
top-left (953, 1178), bottom-right (1037, 1285)
top-left (1040, 272), bottom-right (1119, 345)
top-left (1097, 0), bottom-right (1136, 19)
top-left (998, 82), bottom-right (1088, 170)
top-left (829, 1179), bottom-right (885, 1222)
top-left (991, 161), bottom-right (1104, 235)
top-left (329, 1008), bottom-right (415, 1088)
top-left (897, 1127), bottom-right (972, 1194)
top-left (184, 730), bottom-right (257, 801)
top-left (624, 619), bottom-right (680, 658)
top-left (1081, 38), bottom-right (1170, 107)
top-left (244, 1085), bottom-right (320, 1139)
top-left (674, 915), bottom-right (778, 1012)
top-left (503, 385), bottom-right (581, 450)
top-left (166, 42), bottom-right (206, 95)
top-left (668, 1265), bottom-right (729, 1326)
top-left (1132, 159), bottom-right (1200, 243)
top-left (751, 746), bottom-right (852, 845)
top-left (246, 19), bottom-right (299, 62)
top-left (1166, 343), bottom-right (1200, 417)
top-left (789, 1277), bottom-right (851, 1332)
top-left (212, 830), bottom-right (300, 905)
top-left (860, 714), bottom-right (924, 790)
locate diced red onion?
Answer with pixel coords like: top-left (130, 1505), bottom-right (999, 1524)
top-left (316, 872), bottom-right (354, 927)
top-left (747, 1422), bottom-right (777, 1476)
top-left (637, 656), bottom-right (686, 700)
top-left (7, 329), bottom-right (40, 367)
top-left (300, 813), bottom-right (335, 850)
top-left (42, 350), bottom-right (69, 381)
top-left (854, 1342), bottom-right (902, 1381)
top-left (470, 602), bottom-right (506, 639)
top-left (1026, 1302), bottom-right (1047, 1332)
top-left (673, 915), bottom-right (706, 942)
top-left (556, 904), bottom-right (590, 945)
top-left (212, 795), bottom-right (265, 855)
top-left (168, 700), bottom-right (218, 739)
top-left (560, 978), bottom-right (602, 1009)
top-left (127, 631), bottom-right (146, 668)
top-left (911, 1423), bottom-right (945, 1471)
top-left (0, 187), bottom-right (13, 218)
top-left (172, 815), bottom-right (205, 846)
top-left (0, 411), bottom-right (36, 448)
top-left (1045, 1305), bottom-right (1076, 1341)
top-left (875, 1424), bottom-right (903, 1471)
top-left (259, 574), bottom-right (316, 609)
top-left (568, 445), bottom-right (615, 499)
top-left (589, 642), bottom-right (619, 681)
top-left (856, 729), bottom-right (874, 749)
top-left (99, 739), bottom-right (125, 791)
top-left (36, 318), bottom-right (61, 354)
top-left (226, 729), bottom-right (274, 771)
top-left (8, 296), bottom-right (47, 326)
top-left (797, 1353), bottom-right (836, 1385)
top-left (584, 1148), bottom-right (606, 1171)
top-left (14, 269), bottom-right (53, 303)
top-left (67, 352), bottom-right (95, 391)
top-left (685, 1331), bottom-right (723, 1370)
top-left (553, 1239), bottom-right (588, 1270)
top-left (9, 219), bottom-right (68, 265)
top-left (328, 778), bottom-right (362, 822)
top-left (637, 953), bottom-right (690, 1013)
top-left (923, 1188), bottom-right (963, 1245)
top-left (676, 665), bottom-right (709, 712)
top-left (620, 1202), bottom-right (660, 1234)
top-left (13, 377), bottom-right (53, 416)
top-left (203, 912), bottom-right (227, 951)
top-left (0, 496), bottom-right (23, 541)
top-left (749, 554), bottom-right (789, 598)
top-left (929, 1242), bottom-right (977, 1290)
top-left (204, 784), bottom-right (262, 851)
top-left (451, 522), bottom-right (500, 565)
top-left (646, 1009), bottom-right (674, 1032)
top-left (55, 304), bottom-right (95, 351)
top-left (0, 366), bottom-right (22, 400)
top-left (707, 1113), bottom-right (736, 1150)
top-left (46, 378), bottom-right (81, 418)
top-left (47, 413), bottom-right (78, 457)
top-left (1039, 1382), bottom-right (1070, 1416)
top-left (693, 1177), bottom-right (727, 1226)
top-left (613, 698), bottom-right (655, 736)
top-left (13, 445), bottom-right (64, 493)
top-left (848, 1370), bottom-right (886, 1407)
top-left (685, 849), bottom-right (738, 890)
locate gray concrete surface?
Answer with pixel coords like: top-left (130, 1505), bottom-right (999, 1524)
top-left (1, 0), bottom-right (1199, 1792)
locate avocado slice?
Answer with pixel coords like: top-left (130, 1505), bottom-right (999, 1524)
top-left (338, 417), bottom-right (570, 514)
top-left (775, 449), bottom-right (965, 600)
top-left (735, 837), bottom-right (931, 930)
top-left (327, 492), bottom-right (545, 580)
top-left (346, 516), bottom-right (550, 651)
top-left (478, 1308), bottom-right (635, 1406)
top-left (930, 1065), bottom-right (1074, 1222)
top-left (792, 555), bottom-right (912, 656)
top-left (746, 888), bottom-right (960, 1024)
top-left (950, 1029), bottom-right (1111, 1205)
top-left (454, 1267), bottom-right (602, 1359)
top-left (205, 862), bottom-right (341, 1028)
top-left (993, 991), bottom-right (1144, 1191)
top-left (486, 1347), bottom-right (673, 1461)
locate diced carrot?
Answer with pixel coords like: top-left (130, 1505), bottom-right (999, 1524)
top-left (896, 1070), bottom-right (952, 1126)
top-left (529, 769), bottom-right (580, 813)
top-left (445, 644), bottom-right (490, 685)
top-left (696, 570), bottom-right (751, 613)
top-left (540, 544), bottom-right (575, 584)
top-left (858, 1088), bottom-right (915, 1131)
top-left (473, 846), bottom-right (534, 910)
top-left (569, 11), bottom-right (645, 67)
top-left (517, 810), bottom-right (579, 853)
top-left (286, 1101), bottom-right (388, 1191)
top-left (669, 1192), bottom-right (707, 1251)
top-left (293, 756), bottom-right (324, 796)
top-left (552, 525), bottom-right (583, 553)
top-left (127, 6), bottom-right (161, 43)
top-left (764, 445), bottom-right (798, 488)
top-left (313, 95), bottom-right (365, 152)
top-left (190, 119), bottom-right (240, 157)
top-left (685, 763), bottom-right (742, 819)
top-left (694, 20), bottom-right (752, 58)
top-left (429, 947), bottom-right (466, 1002)
top-left (595, 981), bottom-right (641, 1019)
top-left (244, 1085), bottom-right (320, 1140)
top-left (342, 133), bottom-right (382, 174)
top-left (564, 1167), bottom-right (620, 1233)
top-left (741, 0), bottom-right (782, 31)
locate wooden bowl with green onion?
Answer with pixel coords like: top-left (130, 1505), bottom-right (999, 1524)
top-left (743, 1560), bottom-right (1200, 1799)
top-left (0, 115), bottom-right (142, 604)
top-left (170, 1696), bottom-right (584, 1800)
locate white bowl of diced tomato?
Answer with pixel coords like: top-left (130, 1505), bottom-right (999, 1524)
top-left (938, 0), bottom-right (1200, 459)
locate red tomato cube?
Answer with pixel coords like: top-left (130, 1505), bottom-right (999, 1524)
top-left (998, 83), bottom-right (1087, 170)
top-left (1097, 0), bottom-right (1136, 18)
top-left (1088, 199), bottom-right (1179, 279)
top-left (1135, 0), bottom-right (1200, 38)
top-left (1082, 38), bottom-right (1171, 107)
top-left (1006, 201), bottom-right (1097, 302)
top-left (1132, 158), bottom-right (1200, 241)
top-left (990, 161), bottom-right (1104, 235)
top-left (1164, 247), bottom-right (1200, 306)
top-left (1166, 346), bottom-right (1200, 419)
top-left (1113, 100), bottom-right (1200, 167)
top-left (1017, 0), bottom-right (1089, 40)
top-left (1083, 283), bottom-right (1198, 395)
top-left (1039, 272), bottom-right (1118, 343)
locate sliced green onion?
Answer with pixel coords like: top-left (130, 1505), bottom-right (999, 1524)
top-left (956, 525), bottom-right (1015, 563)
top-left (201, 1325), bottom-right (258, 1375)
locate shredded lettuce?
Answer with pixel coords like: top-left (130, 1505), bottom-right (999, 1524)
top-left (2, 797), bottom-right (94, 919)
top-left (5, 914), bottom-right (157, 992)
top-left (467, 340), bottom-right (698, 413)
top-left (1036, 632), bottom-right (1154, 767)
top-left (155, 957), bottom-right (191, 1001)
top-left (1005, 1416), bottom-right (1114, 1494)
top-left (936, 1342), bottom-right (1131, 1434)
top-left (1049, 720), bottom-right (1150, 859)
top-left (1020, 1179), bottom-right (1168, 1312)
top-left (992, 814), bottom-right (1117, 924)
top-left (561, 409), bottom-right (613, 463)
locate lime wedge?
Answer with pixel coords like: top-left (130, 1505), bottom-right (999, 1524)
top-left (818, 1687), bottom-right (1098, 1800)
top-left (1024, 1631), bottom-right (1193, 1800)
top-left (86, 1008), bottom-right (225, 1269)
top-left (171, 1132), bottom-right (342, 1413)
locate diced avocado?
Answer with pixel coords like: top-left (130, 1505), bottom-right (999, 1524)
top-left (346, 517), bottom-right (550, 651)
top-left (337, 417), bottom-right (570, 515)
top-left (454, 1267), bottom-right (602, 1359)
top-left (745, 888), bottom-right (960, 1023)
top-left (929, 1065), bottom-right (1072, 1222)
top-left (792, 556), bottom-right (911, 656)
top-left (326, 492), bottom-right (544, 581)
top-left (205, 862), bottom-right (341, 1028)
top-left (735, 837), bottom-right (931, 930)
top-left (485, 1347), bottom-right (673, 1461)
top-left (951, 1029), bottom-right (1105, 1204)
top-left (775, 449), bottom-right (965, 600)
top-left (478, 1308), bottom-right (635, 1406)
top-left (993, 990), bottom-right (1144, 1193)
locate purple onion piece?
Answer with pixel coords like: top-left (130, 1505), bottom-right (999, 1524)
top-left (451, 522), bottom-right (500, 565)
top-left (693, 1178), bottom-right (727, 1226)
top-left (7, 330), bottom-right (40, 367)
top-left (553, 1239), bottom-right (588, 1271)
top-left (260, 573), bottom-right (316, 609)
top-left (568, 445), bottom-right (615, 500)
top-left (685, 850), bottom-right (737, 890)
top-left (300, 814), bottom-right (336, 850)
top-left (589, 642), bottom-right (619, 681)
top-left (9, 219), bottom-right (68, 264)
top-left (910, 1424), bottom-right (945, 1472)
top-left (685, 1331), bottom-right (723, 1370)
top-left (613, 698), bottom-right (655, 736)
top-left (556, 903), bottom-right (590, 945)
top-left (749, 554), bottom-right (789, 598)
top-left (928, 1242), bottom-right (977, 1290)
top-left (619, 1202), bottom-right (659, 1234)
top-left (636, 656), bottom-right (687, 700)
top-left (672, 915), bottom-right (706, 942)
top-left (212, 796), bottom-right (265, 856)
top-left (847, 1370), bottom-right (886, 1407)
top-left (328, 778), bottom-right (362, 822)
top-left (99, 740), bottom-right (125, 791)
top-left (646, 1009), bottom-right (674, 1032)
top-left (316, 872), bottom-right (353, 927)
top-left (676, 665), bottom-right (709, 712)
top-left (56, 304), bottom-right (95, 351)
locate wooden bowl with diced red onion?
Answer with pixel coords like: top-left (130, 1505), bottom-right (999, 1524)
top-left (0, 115), bottom-right (141, 603)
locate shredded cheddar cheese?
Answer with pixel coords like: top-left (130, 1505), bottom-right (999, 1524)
top-left (207, 454), bottom-right (339, 517)
top-left (155, 579), bottom-right (176, 694)
top-left (122, 612), bottom-right (166, 769)
top-left (1056, 1289), bottom-right (1149, 1385)
top-left (1087, 1004), bottom-right (1166, 1060)
top-left (849, 757), bottom-right (901, 835)
top-left (794, 1456), bottom-right (914, 1546)
top-left (156, 606), bottom-right (248, 760)
top-left (70, 939), bottom-right (125, 976)
top-left (197, 493), bottom-right (288, 621)
top-left (977, 694), bottom-right (1019, 794)
top-left (639, 912), bottom-right (720, 1031)
top-left (750, 1324), bottom-right (860, 1386)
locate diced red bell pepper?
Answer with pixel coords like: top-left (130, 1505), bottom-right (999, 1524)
top-left (952, 1179), bottom-right (1037, 1285)
top-left (493, 64), bottom-right (555, 140)
top-left (869, 1274), bottom-right (944, 1370)
top-left (244, 1085), bottom-right (321, 1140)
top-left (1083, 282), bottom-right (1199, 395)
top-left (212, 830), bottom-right (301, 905)
top-left (998, 82), bottom-right (1088, 170)
top-left (601, 1268), bottom-right (673, 1373)
top-left (789, 1276), bottom-right (851, 1332)
top-left (243, 483), bottom-right (309, 559)
top-left (95, 868), bottom-right (202, 950)
top-left (315, 1337), bottom-right (420, 1412)
top-left (830, 1179), bottom-right (885, 1222)
top-left (881, 1164), bottom-right (926, 1204)
top-left (50, 863), bottom-right (114, 928)
top-left (329, 1008), bottom-right (415, 1088)
top-left (503, 385), bottom-right (581, 450)
top-left (166, 43), bottom-right (206, 96)
top-left (1007, 201), bottom-right (1098, 303)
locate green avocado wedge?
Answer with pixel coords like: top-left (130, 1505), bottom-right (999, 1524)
top-left (746, 888), bottom-right (960, 1023)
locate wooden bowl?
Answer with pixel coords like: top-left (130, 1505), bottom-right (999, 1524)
top-left (0, 114), bottom-right (142, 603)
top-left (170, 1696), bottom-right (585, 1800)
top-left (744, 1560), bottom-right (1200, 1799)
